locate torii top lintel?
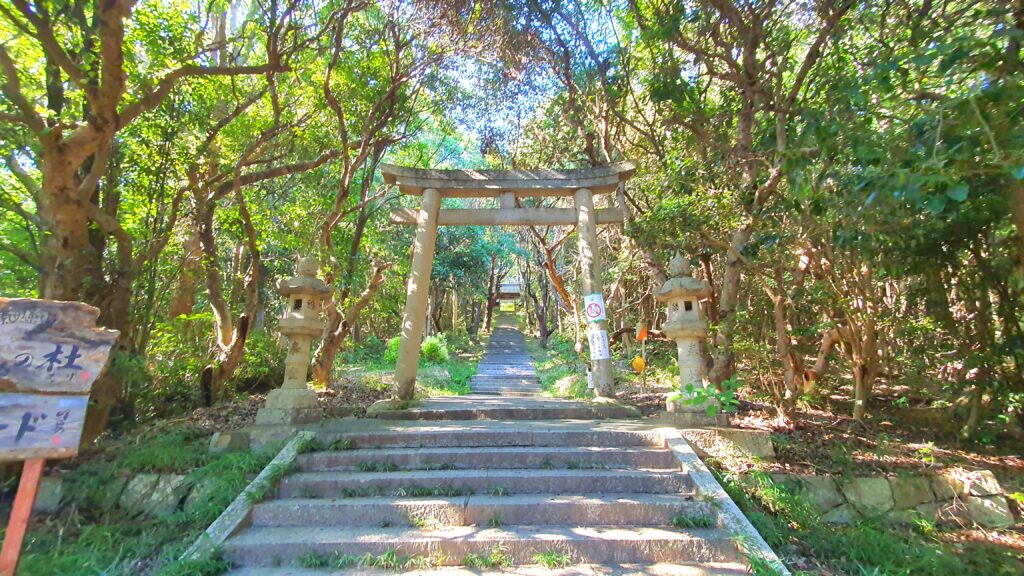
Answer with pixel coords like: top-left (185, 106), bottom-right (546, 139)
top-left (380, 161), bottom-right (635, 197)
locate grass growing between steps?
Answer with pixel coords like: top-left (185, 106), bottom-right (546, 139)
top-left (298, 549), bottom-right (451, 570)
top-left (714, 466), bottom-right (1022, 576)
top-left (464, 544), bottom-right (514, 569)
top-left (8, 427), bottom-right (275, 576)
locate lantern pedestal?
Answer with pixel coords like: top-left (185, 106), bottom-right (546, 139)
top-left (255, 389), bottom-right (321, 425)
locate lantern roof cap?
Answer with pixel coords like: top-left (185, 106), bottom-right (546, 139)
top-left (655, 253), bottom-right (710, 301)
top-left (656, 277), bottom-right (710, 301)
top-left (276, 257), bottom-right (331, 297)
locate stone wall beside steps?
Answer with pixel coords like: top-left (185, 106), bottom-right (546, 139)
top-left (752, 468), bottom-right (1015, 528)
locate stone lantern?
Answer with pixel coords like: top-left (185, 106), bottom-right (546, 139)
top-left (655, 253), bottom-right (726, 427)
top-left (255, 257), bottom-right (331, 426)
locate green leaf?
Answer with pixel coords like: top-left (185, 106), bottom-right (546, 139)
top-left (1011, 165), bottom-right (1024, 180)
top-left (909, 53), bottom-right (934, 67)
top-left (927, 194), bottom-right (948, 214)
top-left (946, 184), bottom-right (968, 202)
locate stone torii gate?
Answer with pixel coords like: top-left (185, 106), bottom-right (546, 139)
top-left (383, 162), bottom-right (635, 401)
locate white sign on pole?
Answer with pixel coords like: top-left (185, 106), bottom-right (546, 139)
top-left (583, 293), bottom-right (606, 323)
top-left (587, 327), bottom-right (611, 361)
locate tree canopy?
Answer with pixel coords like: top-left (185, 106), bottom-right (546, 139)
top-left (1, 0), bottom-right (1022, 442)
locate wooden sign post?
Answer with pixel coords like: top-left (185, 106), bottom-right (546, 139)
top-left (0, 298), bottom-right (118, 576)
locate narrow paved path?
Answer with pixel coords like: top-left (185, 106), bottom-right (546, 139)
top-left (470, 316), bottom-right (542, 397)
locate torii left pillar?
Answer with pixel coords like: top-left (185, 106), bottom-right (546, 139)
top-left (395, 187), bottom-right (441, 400)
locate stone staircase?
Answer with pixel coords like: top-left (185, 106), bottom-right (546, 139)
top-left (221, 421), bottom-right (752, 575)
top-left (470, 322), bottom-right (542, 397)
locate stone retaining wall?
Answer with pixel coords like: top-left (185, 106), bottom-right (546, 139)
top-left (762, 469), bottom-right (1014, 528)
top-left (33, 472), bottom-right (218, 518)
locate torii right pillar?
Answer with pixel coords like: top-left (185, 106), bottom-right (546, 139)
top-left (574, 187), bottom-right (615, 398)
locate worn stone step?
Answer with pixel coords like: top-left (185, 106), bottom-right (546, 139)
top-left (277, 469), bottom-right (691, 498)
top-left (469, 390), bottom-right (543, 397)
top-left (474, 370), bottom-right (537, 376)
top-left (297, 446), bottom-right (680, 472)
top-left (226, 562), bottom-right (752, 576)
top-left (471, 378), bottom-right (539, 384)
top-left (470, 383), bottom-right (541, 391)
top-left (223, 525), bottom-right (741, 567)
top-left (318, 424), bottom-right (655, 448)
top-left (471, 375), bottom-right (540, 382)
top-left (468, 368), bottom-right (536, 375)
top-left (251, 494), bottom-right (710, 528)
top-left (315, 426), bottom-right (659, 448)
top-left (375, 402), bottom-right (640, 421)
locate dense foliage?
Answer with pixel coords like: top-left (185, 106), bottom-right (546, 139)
top-left (1, 0), bottom-right (1021, 444)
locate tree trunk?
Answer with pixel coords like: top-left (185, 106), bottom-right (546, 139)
top-left (707, 225), bottom-right (753, 386)
top-left (168, 225), bottom-right (203, 317)
top-left (311, 264), bottom-right (388, 383)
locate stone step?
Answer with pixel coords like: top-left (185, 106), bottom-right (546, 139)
top-left (470, 383), bottom-right (540, 388)
top-left (251, 494), bottom-right (711, 528)
top-left (296, 446), bottom-right (680, 472)
top-left (277, 469), bottom-right (692, 498)
top-left (469, 390), bottom-right (543, 398)
top-left (475, 369), bottom-right (537, 376)
top-left (223, 525), bottom-right (741, 567)
top-left (226, 562), bottom-right (752, 576)
top-left (374, 403), bottom-right (640, 421)
top-left (317, 425), bottom-right (657, 448)
top-left (471, 377), bottom-right (541, 385)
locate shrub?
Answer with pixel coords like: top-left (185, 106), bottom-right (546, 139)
top-left (384, 336), bottom-right (402, 364)
top-left (421, 334), bottom-right (449, 364)
top-left (443, 328), bottom-right (470, 352)
top-left (346, 335), bottom-right (387, 363)
top-left (384, 334), bottom-right (450, 365)
top-left (232, 330), bottom-right (285, 393)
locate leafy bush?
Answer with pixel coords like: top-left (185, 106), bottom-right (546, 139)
top-left (231, 330), bottom-right (285, 393)
top-left (420, 334), bottom-right (449, 364)
top-left (384, 336), bottom-right (402, 364)
top-left (443, 328), bottom-right (470, 352)
top-left (341, 335), bottom-right (387, 365)
top-left (383, 334), bottom-right (450, 365)
top-left (141, 313), bottom-right (214, 417)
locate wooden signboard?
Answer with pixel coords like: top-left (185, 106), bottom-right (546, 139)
top-left (0, 298), bottom-right (118, 575)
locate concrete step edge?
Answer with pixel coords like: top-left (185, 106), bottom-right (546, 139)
top-left (224, 525), bottom-right (741, 567)
top-left (251, 493), bottom-right (712, 528)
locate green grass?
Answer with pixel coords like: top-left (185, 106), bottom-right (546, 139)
top-left (392, 485), bottom-right (474, 498)
top-left (489, 484), bottom-right (510, 496)
top-left (670, 514), bottom-right (715, 528)
top-left (306, 437), bottom-right (355, 452)
top-left (464, 545), bottom-right (513, 569)
top-left (533, 549), bottom-right (573, 569)
top-left (408, 513), bottom-right (433, 529)
top-left (16, 430), bottom-right (274, 576)
top-left (243, 460), bottom-right (296, 504)
top-left (716, 467), bottom-right (1023, 576)
top-left (356, 461), bottom-right (399, 472)
top-left (525, 335), bottom-right (590, 398)
top-left (298, 552), bottom-right (329, 568)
